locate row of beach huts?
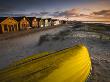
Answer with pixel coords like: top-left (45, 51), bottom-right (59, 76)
top-left (0, 16), bottom-right (66, 34)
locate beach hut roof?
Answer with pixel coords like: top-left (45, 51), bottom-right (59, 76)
top-left (13, 16), bottom-right (30, 22)
top-left (0, 17), bottom-right (8, 23)
top-left (27, 17), bottom-right (41, 21)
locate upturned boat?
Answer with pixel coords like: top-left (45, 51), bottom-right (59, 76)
top-left (0, 44), bottom-right (92, 82)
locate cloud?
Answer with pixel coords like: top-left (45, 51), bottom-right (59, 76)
top-left (0, 6), bottom-right (15, 13)
top-left (0, 6), bottom-right (110, 21)
top-left (0, 13), bottom-right (30, 17)
top-left (92, 10), bottom-right (110, 17)
top-left (52, 8), bottom-right (110, 21)
top-left (40, 11), bottom-right (49, 15)
top-left (0, 4), bottom-right (27, 15)
top-left (30, 11), bottom-right (50, 17)
top-left (0, 11), bottom-right (50, 17)
top-left (0, 8), bottom-right (11, 13)
top-left (30, 13), bottom-right (40, 16)
top-left (52, 8), bottom-right (80, 17)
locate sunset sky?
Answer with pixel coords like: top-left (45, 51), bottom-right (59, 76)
top-left (0, 0), bottom-right (110, 21)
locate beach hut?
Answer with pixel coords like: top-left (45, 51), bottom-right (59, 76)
top-left (54, 19), bottom-right (60, 25)
top-left (0, 17), bottom-right (19, 33)
top-left (51, 19), bottom-right (55, 26)
top-left (61, 20), bottom-right (67, 24)
top-left (44, 18), bottom-right (52, 27)
top-left (39, 18), bottom-right (45, 27)
top-left (45, 19), bottom-right (49, 27)
top-left (14, 16), bottom-right (30, 30)
top-left (51, 19), bottom-right (60, 26)
top-left (48, 18), bottom-right (52, 26)
top-left (28, 17), bottom-right (40, 28)
top-left (36, 18), bottom-right (42, 28)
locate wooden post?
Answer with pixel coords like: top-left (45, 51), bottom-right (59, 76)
top-left (7, 25), bottom-right (10, 32)
top-left (17, 24), bottom-right (19, 31)
top-left (1, 25), bottom-right (4, 33)
top-left (12, 24), bottom-right (17, 32)
top-left (10, 25), bottom-right (12, 32)
top-left (13, 25), bottom-right (16, 32)
top-left (20, 23), bottom-right (22, 30)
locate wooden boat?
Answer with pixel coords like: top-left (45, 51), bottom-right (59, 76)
top-left (0, 44), bottom-right (92, 82)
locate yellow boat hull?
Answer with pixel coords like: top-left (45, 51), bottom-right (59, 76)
top-left (0, 44), bottom-right (91, 82)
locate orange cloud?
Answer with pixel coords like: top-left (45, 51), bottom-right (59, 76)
top-left (53, 8), bottom-right (110, 21)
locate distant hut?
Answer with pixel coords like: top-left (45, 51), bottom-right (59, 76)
top-left (36, 18), bottom-right (42, 28)
top-left (48, 18), bottom-right (52, 26)
top-left (28, 17), bottom-right (40, 28)
top-left (51, 19), bottom-right (56, 26)
top-left (45, 19), bottom-right (49, 27)
top-left (0, 17), bottom-right (19, 33)
top-left (61, 20), bottom-right (67, 24)
top-left (43, 18), bottom-right (52, 27)
top-left (39, 18), bottom-right (45, 27)
top-left (14, 16), bottom-right (30, 30)
top-left (51, 19), bottom-right (60, 26)
top-left (54, 19), bottom-right (60, 25)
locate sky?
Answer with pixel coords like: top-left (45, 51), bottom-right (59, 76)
top-left (0, 0), bottom-right (110, 21)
